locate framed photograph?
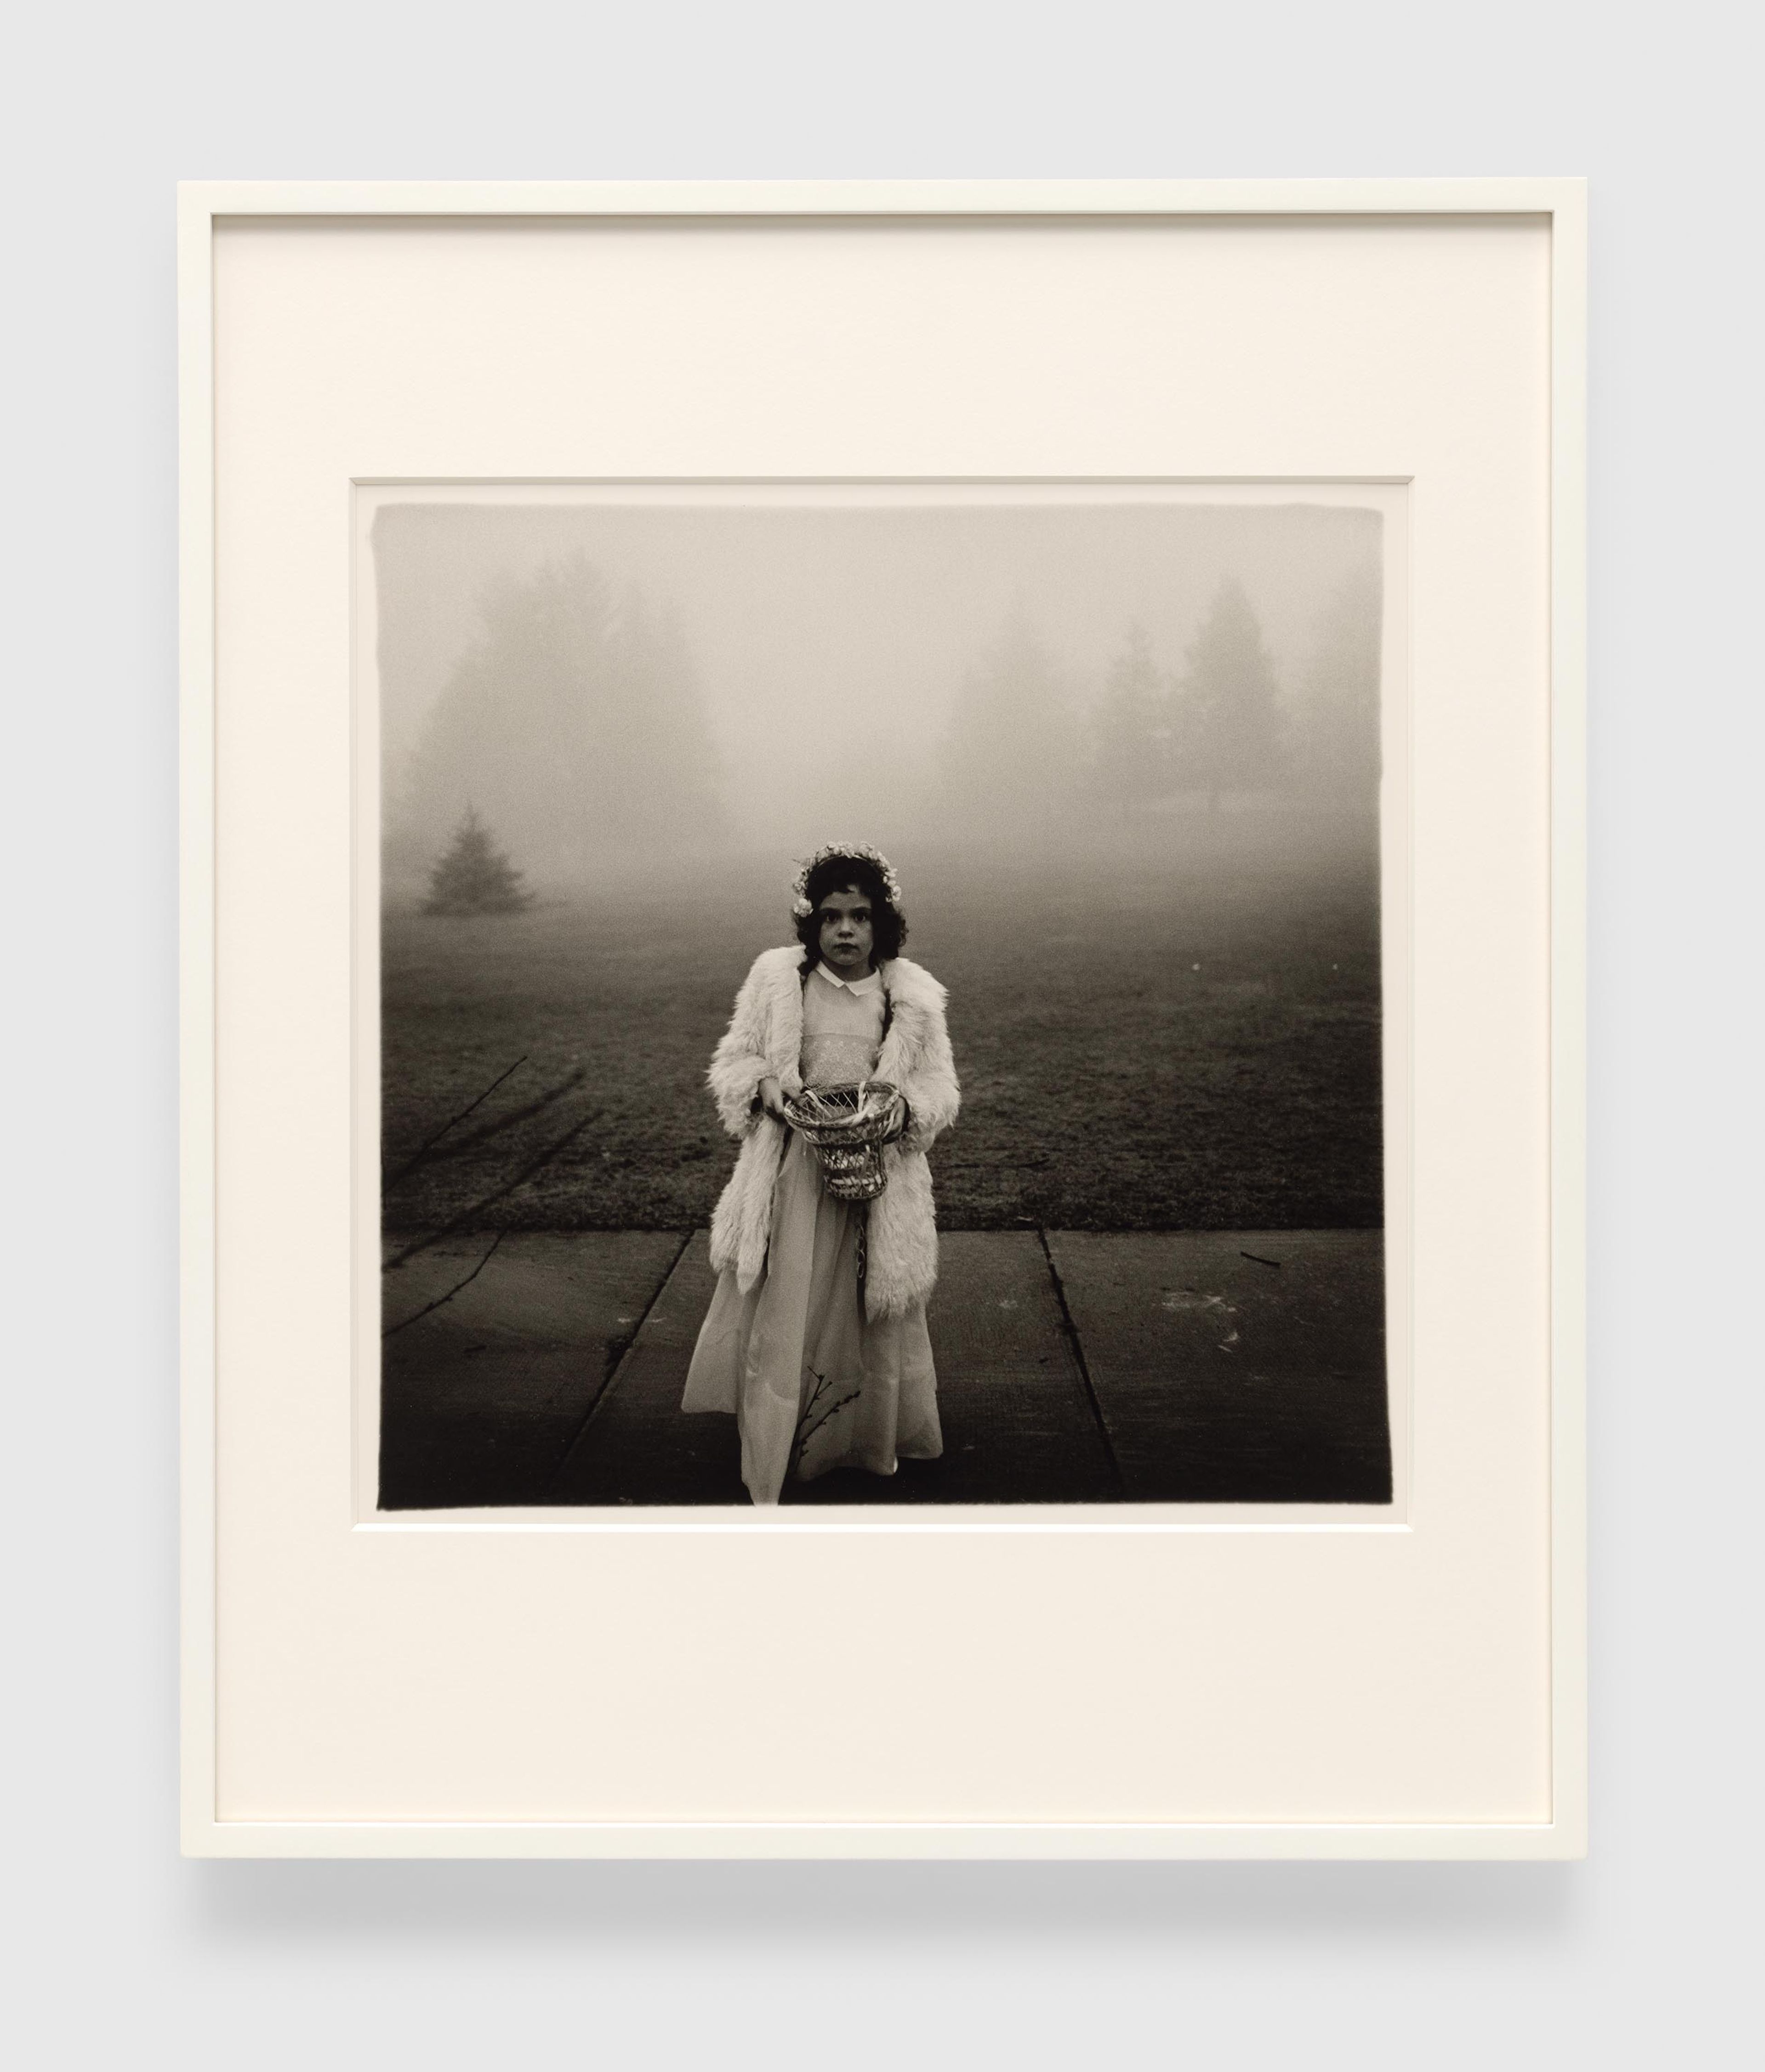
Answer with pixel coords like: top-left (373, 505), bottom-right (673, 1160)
top-left (181, 179), bottom-right (1585, 1856)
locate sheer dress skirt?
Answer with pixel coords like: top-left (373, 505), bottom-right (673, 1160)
top-left (681, 1129), bottom-right (942, 1505)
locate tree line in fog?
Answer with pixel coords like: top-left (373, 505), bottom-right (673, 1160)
top-left (941, 568), bottom-right (1380, 831)
top-left (387, 551), bottom-right (1381, 892)
top-left (383, 554), bottom-right (729, 886)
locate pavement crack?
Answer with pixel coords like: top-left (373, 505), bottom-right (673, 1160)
top-left (542, 1228), bottom-right (696, 1499)
top-left (1036, 1229), bottom-right (1126, 1500)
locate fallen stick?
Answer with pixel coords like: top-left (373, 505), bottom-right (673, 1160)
top-left (398, 1068), bottom-right (586, 1173)
top-left (383, 1108), bottom-right (603, 1270)
top-left (382, 1055), bottom-right (528, 1189)
top-left (381, 1230), bottom-right (507, 1338)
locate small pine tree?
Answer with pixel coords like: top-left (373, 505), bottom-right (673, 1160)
top-left (421, 807), bottom-right (534, 916)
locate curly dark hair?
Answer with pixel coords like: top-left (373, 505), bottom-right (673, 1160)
top-left (793, 852), bottom-right (907, 968)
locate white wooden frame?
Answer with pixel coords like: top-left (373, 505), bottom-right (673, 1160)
top-left (180, 179), bottom-right (1586, 1858)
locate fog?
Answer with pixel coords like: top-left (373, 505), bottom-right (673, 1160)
top-left (373, 495), bottom-right (1383, 898)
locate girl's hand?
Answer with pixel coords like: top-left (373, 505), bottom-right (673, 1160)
top-left (757, 1076), bottom-right (789, 1121)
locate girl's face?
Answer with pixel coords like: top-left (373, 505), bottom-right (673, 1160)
top-left (816, 886), bottom-right (875, 973)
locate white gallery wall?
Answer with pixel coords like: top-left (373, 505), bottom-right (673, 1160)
top-left (3, 0), bottom-right (1757, 2064)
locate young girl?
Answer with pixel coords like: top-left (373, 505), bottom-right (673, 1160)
top-left (681, 845), bottom-right (960, 1504)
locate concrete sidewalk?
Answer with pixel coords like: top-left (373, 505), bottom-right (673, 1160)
top-left (379, 1228), bottom-right (1388, 1509)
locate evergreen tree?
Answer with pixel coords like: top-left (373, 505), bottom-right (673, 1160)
top-left (421, 807), bottom-right (534, 916)
top-left (1293, 560), bottom-right (1382, 804)
top-left (1173, 577), bottom-right (1287, 809)
top-left (1088, 623), bottom-right (1174, 810)
top-left (394, 552), bottom-right (729, 881)
top-left (938, 611), bottom-right (1081, 833)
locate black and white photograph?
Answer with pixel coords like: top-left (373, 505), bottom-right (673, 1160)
top-left (372, 485), bottom-right (1399, 1509)
top-left (23, 0), bottom-right (1765, 2033)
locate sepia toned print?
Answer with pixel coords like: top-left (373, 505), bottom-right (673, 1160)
top-left (375, 490), bottom-right (1392, 1509)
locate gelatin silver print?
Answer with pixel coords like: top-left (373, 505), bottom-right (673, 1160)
top-left (372, 487), bottom-right (1396, 1510)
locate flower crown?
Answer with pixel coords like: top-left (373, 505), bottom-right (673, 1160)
top-left (791, 843), bottom-right (903, 920)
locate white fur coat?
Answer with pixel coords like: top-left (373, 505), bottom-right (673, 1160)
top-left (705, 947), bottom-right (960, 1316)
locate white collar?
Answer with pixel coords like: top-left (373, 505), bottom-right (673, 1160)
top-left (813, 963), bottom-right (882, 995)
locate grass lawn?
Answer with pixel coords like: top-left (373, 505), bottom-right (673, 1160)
top-left (381, 823), bottom-right (1384, 1236)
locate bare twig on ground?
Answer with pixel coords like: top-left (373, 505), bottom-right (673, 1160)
top-left (382, 1108), bottom-right (603, 1270)
top-left (787, 1368), bottom-right (863, 1484)
top-left (389, 1068), bottom-right (587, 1177)
top-left (381, 1230), bottom-right (507, 1338)
top-left (382, 1055), bottom-right (528, 1189)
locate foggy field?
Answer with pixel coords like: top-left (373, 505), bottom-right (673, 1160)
top-left (381, 824), bottom-right (1383, 1236)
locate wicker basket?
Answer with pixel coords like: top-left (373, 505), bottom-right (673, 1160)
top-left (782, 1081), bottom-right (902, 1201)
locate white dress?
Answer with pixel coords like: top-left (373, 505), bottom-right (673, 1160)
top-left (681, 964), bottom-right (943, 1503)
